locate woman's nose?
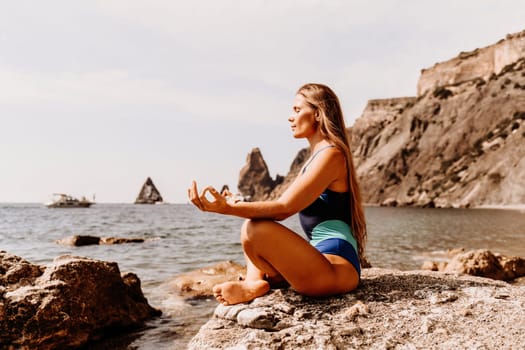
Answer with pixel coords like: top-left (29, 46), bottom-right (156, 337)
top-left (288, 115), bottom-right (294, 122)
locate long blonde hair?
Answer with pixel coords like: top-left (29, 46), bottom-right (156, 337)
top-left (297, 83), bottom-right (367, 263)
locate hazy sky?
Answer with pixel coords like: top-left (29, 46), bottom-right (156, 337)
top-left (1, 1), bottom-right (524, 203)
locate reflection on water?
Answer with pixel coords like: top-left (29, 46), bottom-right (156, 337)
top-left (1, 203), bottom-right (524, 349)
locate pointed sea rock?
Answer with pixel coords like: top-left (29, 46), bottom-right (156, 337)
top-left (135, 177), bottom-right (163, 204)
top-left (237, 148), bottom-right (283, 201)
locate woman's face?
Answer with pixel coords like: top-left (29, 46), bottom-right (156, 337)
top-left (289, 94), bottom-right (318, 139)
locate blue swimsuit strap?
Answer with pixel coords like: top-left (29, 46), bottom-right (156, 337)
top-left (301, 145), bottom-right (335, 174)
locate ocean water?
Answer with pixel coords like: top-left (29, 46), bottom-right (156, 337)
top-left (1, 203), bottom-right (525, 348)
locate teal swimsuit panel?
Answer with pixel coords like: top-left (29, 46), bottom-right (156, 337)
top-left (310, 219), bottom-right (358, 253)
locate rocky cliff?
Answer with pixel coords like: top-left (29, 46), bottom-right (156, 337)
top-left (351, 53), bottom-right (525, 207)
top-left (238, 30), bottom-right (525, 208)
top-left (418, 30), bottom-right (525, 95)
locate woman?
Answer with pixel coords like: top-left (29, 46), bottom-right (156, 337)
top-left (188, 83), bottom-right (367, 306)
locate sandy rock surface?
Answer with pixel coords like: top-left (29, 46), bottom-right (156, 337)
top-left (189, 268), bottom-right (525, 349)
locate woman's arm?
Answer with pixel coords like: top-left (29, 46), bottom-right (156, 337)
top-left (188, 147), bottom-right (345, 220)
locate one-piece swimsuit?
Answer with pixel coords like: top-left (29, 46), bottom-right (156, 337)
top-left (298, 145), bottom-right (361, 275)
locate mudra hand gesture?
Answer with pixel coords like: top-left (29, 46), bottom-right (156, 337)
top-left (188, 180), bottom-right (228, 213)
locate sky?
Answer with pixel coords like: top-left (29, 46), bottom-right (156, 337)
top-left (1, 1), bottom-right (524, 204)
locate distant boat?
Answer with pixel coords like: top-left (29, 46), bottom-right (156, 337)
top-left (45, 193), bottom-right (95, 208)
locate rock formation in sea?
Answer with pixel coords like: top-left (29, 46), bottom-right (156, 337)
top-left (239, 29), bottom-right (525, 207)
top-left (0, 251), bottom-right (161, 349)
top-left (237, 148), bottom-right (285, 201)
top-left (188, 267), bottom-right (525, 349)
top-left (237, 148), bottom-right (309, 201)
top-left (56, 235), bottom-right (146, 246)
top-left (135, 177), bottom-right (163, 204)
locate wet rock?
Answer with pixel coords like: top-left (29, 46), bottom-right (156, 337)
top-left (189, 268), bottom-right (525, 349)
top-left (0, 251), bottom-right (161, 349)
top-left (422, 249), bottom-right (525, 281)
top-left (57, 235), bottom-right (145, 246)
top-left (56, 235), bottom-right (101, 246)
top-left (100, 237), bottom-right (145, 245)
top-left (165, 261), bottom-right (246, 299)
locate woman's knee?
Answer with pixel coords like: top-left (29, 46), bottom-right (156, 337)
top-left (240, 219), bottom-right (270, 245)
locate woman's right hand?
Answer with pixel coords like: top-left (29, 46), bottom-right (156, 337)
top-left (188, 180), bottom-right (229, 214)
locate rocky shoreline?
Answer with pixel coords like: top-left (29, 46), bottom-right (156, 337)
top-left (0, 251), bottom-right (160, 349)
top-left (2, 249), bottom-right (524, 349)
top-left (189, 268), bottom-right (525, 349)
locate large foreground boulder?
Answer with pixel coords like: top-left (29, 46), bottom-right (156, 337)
top-left (0, 251), bottom-right (161, 349)
top-left (189, 268), bottom-right (525, 349)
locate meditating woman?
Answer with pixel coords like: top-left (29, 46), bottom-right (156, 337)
top-left (188, 83), bottom-right (367, 305)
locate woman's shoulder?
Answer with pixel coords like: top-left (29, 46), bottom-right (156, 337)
top-left (322, 145), bottom-right (345, 163)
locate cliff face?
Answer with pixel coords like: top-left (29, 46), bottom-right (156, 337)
top-left (352, 55), bottom-right (525, 208)
top-left (418, 30), bottom-right (525, 95)
top-left (238, 30), bottom-right (525, 207)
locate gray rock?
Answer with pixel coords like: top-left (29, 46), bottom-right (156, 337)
top-left (189, 268), bottom-right (525, 349)
top-left (0, 251), bottom-right (161, 349)
top-left (135, 177), bottom-right (163, 204)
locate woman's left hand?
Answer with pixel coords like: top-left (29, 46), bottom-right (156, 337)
top-left (188, 180), bottom-right (228, 213)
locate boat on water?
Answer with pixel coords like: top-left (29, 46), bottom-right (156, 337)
top-left (45, 193), bottom-right (95, 208)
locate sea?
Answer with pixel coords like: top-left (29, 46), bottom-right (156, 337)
top-left (1, 203), bottom-right (525, 349)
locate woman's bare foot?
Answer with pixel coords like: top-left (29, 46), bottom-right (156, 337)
top-left (212, 280), bottom-right (270, 305)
